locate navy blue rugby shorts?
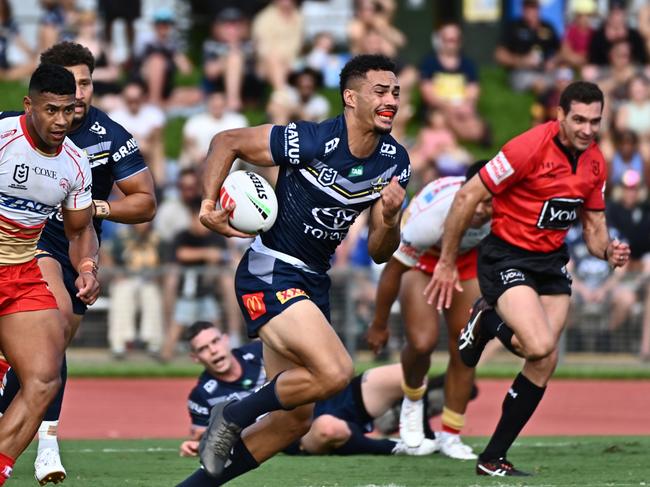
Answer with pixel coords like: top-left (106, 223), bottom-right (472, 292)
top-left (235, 248), bottom-right (331, 338)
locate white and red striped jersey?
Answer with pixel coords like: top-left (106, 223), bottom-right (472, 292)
top-left (0, 115), bottom-right (92, 264)
top-left (394, 176), bottom-right (489, 268)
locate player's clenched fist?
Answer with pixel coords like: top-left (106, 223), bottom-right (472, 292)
top-left (380, 176), bottom-right (405, 226)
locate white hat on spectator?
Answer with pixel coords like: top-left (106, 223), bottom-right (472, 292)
top-left (570, 0), bottom-right (597, 15)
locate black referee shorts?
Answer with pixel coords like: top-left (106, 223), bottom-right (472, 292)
top-left (478, 233), bottom-right (572, 306)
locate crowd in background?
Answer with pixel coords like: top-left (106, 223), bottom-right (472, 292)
top-left (0, 0), bottom-right (648, 361)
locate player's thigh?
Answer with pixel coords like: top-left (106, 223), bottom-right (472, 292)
top-left (37, 257), bottom-right (74, 324)
top-left (259, 299), bottom-right (352, 378)
top-left (539, 294), bottom-right (571, 342)
top-left (400, 270), bottom-right (439, 350)
top-left (360, 363), bottom-right (403, 417)
top-left (495, 285), bottom-right (554, 354)
top-left (0, 309), bottom-right (65, 382)
top-left (444, 278), bottom-right (480, 342)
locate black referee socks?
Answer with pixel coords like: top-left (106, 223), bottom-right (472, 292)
top-left (479, 372), bottom-right (546, 461)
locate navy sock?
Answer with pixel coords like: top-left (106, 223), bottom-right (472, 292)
top-left (481, 309), bottom-right (521, 357)
top-left (44, 356), bottom-right (67, 421)
top-left (175, 469), bottom-right (214, 487)
top-left (0, 367), bottom-right (19, 414)
top-left (223, 374), bottom-right (287, 429)
top-left (479, 373), bottom-right (546, 461)
top-left (334, 422), bottom-right (396, 455)
top-left (175, 441), bottom-right (259, 487)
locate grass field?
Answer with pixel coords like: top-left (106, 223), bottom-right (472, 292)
top-left (11, 437), bottom-right (650, 486)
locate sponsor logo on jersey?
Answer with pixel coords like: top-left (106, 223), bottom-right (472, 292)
top-left (285, 122), bottom-right (300, 165)
top-left (33, 167), bottom-right (57, 179)
top-left (242, 292), bottom-right (266, 320)
top-left (59, 178), bottom-right (70, 192)
top-left (380, 142), bottom-right (396, 157)
top-left (203, 379), bottom-right (218, 393)
top-left (0, 129), bottom-right (16, 139)
top-left (324, 137), bottom-right (340, 155)
top-left (276, 288), bottom-right (308, 304)
top-left (591, 159), bottom-right (600, 176)
top-left (348, 165), bottom-right (363, 177)
top-left (90, 121), bottom-right (107, 135)
top-left (537, 197), bottom-right (583, 230)
top-left (0, 194), bottom-right (57, 215)
top-left (312, 207), bottom-right (359, 231)
top-left (111, 137), bottom-right (139, 162)
top-left (12, 163), bottom-right (29, 185)
top-left (188, 400), bottom-right (209, 416)
top-left (317, 167), bottom-right (338, 187)
top-left (500, 268), bottom-right (526, 285)
top-left (485, 151), bottom-right (514, 186)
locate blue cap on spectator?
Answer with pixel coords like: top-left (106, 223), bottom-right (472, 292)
top-left (153, 7), bottom-right (175, 24)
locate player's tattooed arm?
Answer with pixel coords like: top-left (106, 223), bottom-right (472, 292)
top-left (367, 177), bottom-right (405, 263)
top-left (200, 125), bottom-right (275, 238)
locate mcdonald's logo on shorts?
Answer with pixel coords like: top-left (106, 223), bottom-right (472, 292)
top-left (276, 288), bottom-right (308, 304)
top-left (242, 292), bottom-right (266, 320)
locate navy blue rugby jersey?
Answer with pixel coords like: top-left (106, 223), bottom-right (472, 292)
top-left (187, 341), bottom-right (265, 428)
top-left (265, 115), bottom-right (411, 272)
top-left (0, 107), bottom-right (147, 250)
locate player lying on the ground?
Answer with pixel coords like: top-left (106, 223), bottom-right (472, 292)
top-left (178, 322), bottom-right (478, 459)
top-left (367, 160), bottom-right (492, 460)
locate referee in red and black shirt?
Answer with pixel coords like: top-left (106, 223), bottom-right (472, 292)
top-left (425, 81), bottom-right (631, 476)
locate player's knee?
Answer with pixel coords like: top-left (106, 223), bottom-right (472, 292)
top-left (523, 336), bottom-right (556, 361)
top-left (312, 417), bottom-right (350, 443)
top-left (408, 335), bottom-right (437, 356)
top-left (319, 359), bottom-right (353, 399)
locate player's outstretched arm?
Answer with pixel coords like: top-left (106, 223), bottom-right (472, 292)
top-left (581, 210), bottom-right (630, 268)
top-left (63, 207), bottom-right (100, 305)
top-left (200, 125), bottom-right (276, 238)
top-left (367, 177), bottom-right (405, 263)
top-left (96, 170), bottom-right (157, 224)
top-left (367, 258), bottom-right (410, 354)
top-left (425, 176), bottom-right (489, 309)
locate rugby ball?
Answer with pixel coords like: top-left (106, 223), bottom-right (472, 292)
top-left (219, 170), bottom-right (278, 234)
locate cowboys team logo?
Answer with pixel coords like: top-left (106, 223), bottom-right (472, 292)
top-left (13, 163), bottom-right (29, 184)
top-left (312, 207), bottom-right (359, 231)
top-left (317, 167), bottom-right (338, 187)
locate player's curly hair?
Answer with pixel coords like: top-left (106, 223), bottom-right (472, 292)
top-left (559, 81), bottom-right (604, 114)
top-left (339, 54), bottom-right (396, 106)
top-left (40, 41), bottom-right (95, 74)
top-left (29, 63), bottom-right (75, 96)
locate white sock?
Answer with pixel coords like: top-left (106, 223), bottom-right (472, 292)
top-left (38, 421), bottom-right (59, 454)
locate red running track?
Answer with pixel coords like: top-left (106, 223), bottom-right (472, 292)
top-left (58, 378), bottom-right (650, 439)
